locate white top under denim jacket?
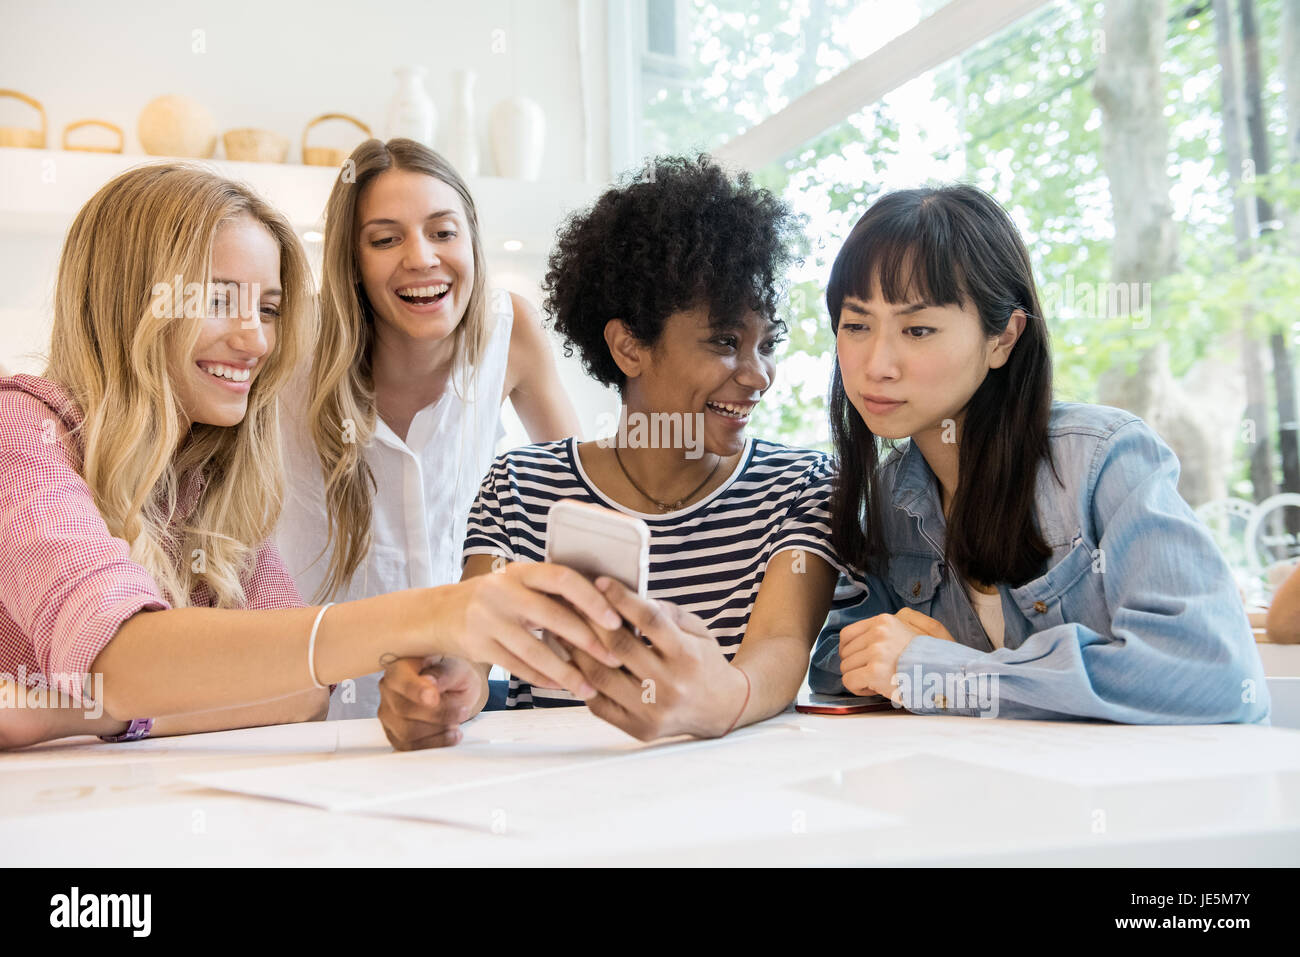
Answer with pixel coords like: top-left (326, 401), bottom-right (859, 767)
top-left (275, 290), bottom-right (514, 720)
top-left (809, 401), bottom-right (1271, 724)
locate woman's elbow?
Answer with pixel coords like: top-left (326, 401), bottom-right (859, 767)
top-left (1226, 667), bottom-right (1272, 724)
top-left (1217, 689), bottom-right (1271, 725)
top-left (275, 688), bottom-right (331, 724)
top-left (302, 688), bottom-right (330, 722)
top-left (1193, 656), bottom-right (1271, 725)
top-left (94, 666), bottom-right (151, 723)
top-left (1264, 602), bottom-right (1300, 644)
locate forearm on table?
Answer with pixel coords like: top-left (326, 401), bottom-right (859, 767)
top-left (0, 682), bottom-right (127, 748)
top-left (91, 585), bottom-right (461, 719)
top-left (719, 552), bottom-right (835, 732)
top-left (459, 556), bottom-right (499, 717)
top-left (471, 661), bottom-right (493, 715)
top-left (149, 688), bottom-right (330, 737)
top-left (1, 687), bottom-right (328, 749)
top-left (730, 632), bottom-right (813, 730)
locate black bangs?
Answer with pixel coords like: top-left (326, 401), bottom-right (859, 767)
top-left (825, 183), bottom-right (1056, 588)
top-left (826, 189), bottom-right (970, 326)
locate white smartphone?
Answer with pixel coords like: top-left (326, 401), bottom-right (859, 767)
top-left (541, 499), bottom-right (651, 665)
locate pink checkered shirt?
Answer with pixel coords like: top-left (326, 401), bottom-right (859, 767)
top-left (0, 374), bottom-right (302, 704)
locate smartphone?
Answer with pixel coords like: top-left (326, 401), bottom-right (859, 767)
top-left (541, 499), bottom-right (651, 666)
top-left (795, 691), bottom-right (895, 715)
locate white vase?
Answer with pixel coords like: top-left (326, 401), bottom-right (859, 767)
top-left (385, 65), bottom-right (436, 146)
top-left (445, 69), bottom-right (479, 177)
top-left (489, 96), bottom-right (545, 180)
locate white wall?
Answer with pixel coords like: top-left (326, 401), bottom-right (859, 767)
top-left (0, 0), bottom-right (607, 178)
top-left (0, 231), bottom-right (62, 376)
top-left (0, 0), bottom-right (619, 435)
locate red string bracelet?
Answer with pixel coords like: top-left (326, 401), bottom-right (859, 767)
top-left (721, 666), bottom-right (751, 736)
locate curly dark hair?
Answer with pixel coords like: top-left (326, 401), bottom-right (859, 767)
top-left (541, 154), bottom-right (797, 392)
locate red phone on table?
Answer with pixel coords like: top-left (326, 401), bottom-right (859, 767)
top-left (795, 692), bottom-right (895, 714)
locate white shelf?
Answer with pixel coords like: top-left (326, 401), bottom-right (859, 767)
top-left (0, 147), bottom-right (598, 257)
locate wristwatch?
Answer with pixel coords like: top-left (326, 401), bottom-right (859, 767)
top-left (99, 718), bottom-right (154, 743)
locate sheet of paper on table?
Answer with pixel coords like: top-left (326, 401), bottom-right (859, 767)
top-left (186, 709), bottom-right (903, 846)
top-left (184, 707), bottom-right (1300, 849)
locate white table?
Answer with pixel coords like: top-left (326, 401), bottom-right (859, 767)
top-left (3, 708), bottom-right (1299, 866)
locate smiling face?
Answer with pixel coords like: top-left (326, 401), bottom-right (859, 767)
top-left (616, 305), bottom-right (782, 458)
top-left (835, 291), bottom-right (1013, 444)
top-left (170, 214), bottom-right (281, 429)
top-left (355, 168), bottom-right (475, 346)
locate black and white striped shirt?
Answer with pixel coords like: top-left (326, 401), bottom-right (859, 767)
top-left (463, 437), bottom-right (866, 707)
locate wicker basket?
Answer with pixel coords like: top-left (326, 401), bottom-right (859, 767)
top-left (302, 113), bottom-right (371, 167)
top-left (223, 128), bottom-right (289, 163)
top-left (62, 119), bottom-right (124, 154)
top-left (0, 90), bottom-right (47, 149)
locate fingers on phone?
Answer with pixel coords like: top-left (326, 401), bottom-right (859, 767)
top-left (570, 645), bottom-right (640, 710)
top-left (673, 607), bottom-right (711, 639)
top-left (496, 637), bottom-right (597, 701)
top-left (529, 564), bottom-right (622, 631)
top-left (596, 581), bottom-right (674, 643)
top-left (518, 581), bottom-right (623, 668)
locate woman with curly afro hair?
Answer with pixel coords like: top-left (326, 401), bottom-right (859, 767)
top-left (377, 155), bottom-right (870, 748)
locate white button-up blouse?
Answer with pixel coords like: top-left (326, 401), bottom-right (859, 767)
top-left (275, 290), bottom-right (515, 719)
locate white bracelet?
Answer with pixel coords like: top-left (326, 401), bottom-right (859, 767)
top-left (307, 602), bottom-right (335, 690)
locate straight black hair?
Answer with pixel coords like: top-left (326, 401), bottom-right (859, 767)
top-left (826, 184), bottom-right (1057, 587)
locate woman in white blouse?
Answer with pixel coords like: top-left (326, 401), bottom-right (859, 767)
top-left (276, 138), bottom-right (579, 719)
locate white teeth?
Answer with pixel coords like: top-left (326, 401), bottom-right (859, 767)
top-left (707, 401), bottom-right (755, 419)
top-left (396, 282), bottom-right (450, 299)
top-left (199, 362), bottom-right (250, 382)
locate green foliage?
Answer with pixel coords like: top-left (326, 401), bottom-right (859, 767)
top-left (641, 0), bottom-right (1299, 493)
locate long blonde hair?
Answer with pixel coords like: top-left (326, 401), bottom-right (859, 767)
top-left (45, 163), bottom-right (313, 607)
top-left (309, 138), bottom-right (491, 600)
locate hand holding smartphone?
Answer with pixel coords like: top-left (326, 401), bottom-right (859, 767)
top-left (541, 499), bottom-right (651, 669)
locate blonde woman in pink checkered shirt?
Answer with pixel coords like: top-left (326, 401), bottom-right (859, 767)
top-left (0, 165), bottom-right (623, 749)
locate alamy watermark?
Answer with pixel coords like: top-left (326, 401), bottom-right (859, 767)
top-left (892, 666), bottom-right (1000, 718)
top-left (149, 275), bottom-right (263, 328)
top-left (0, 666), bottom-right (103, 719)
top-left (49, 887), bottom-right (151, 937)
top-left (595, 407), bottom-right (706, 460)
top-left (1037, 276), bottom-right (1153, 329)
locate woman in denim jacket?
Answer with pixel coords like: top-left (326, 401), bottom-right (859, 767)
top-left (809, 185), bottom-right (1269, 724)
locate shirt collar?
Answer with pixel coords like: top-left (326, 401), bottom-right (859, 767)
top-left (890, 439), bottom-right (938, 513)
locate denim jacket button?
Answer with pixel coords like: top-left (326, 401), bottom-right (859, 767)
top-left (912, 581), bottom-right (921, 597)
top-left (1033, 600), bottom-right (1048, 613)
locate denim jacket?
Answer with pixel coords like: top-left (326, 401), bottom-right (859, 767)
top-left (810, 402), bottom-right (1271, 724)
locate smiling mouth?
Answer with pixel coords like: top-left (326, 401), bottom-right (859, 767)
top-left (706, 400), bottom-right (757, 420)
top-left (396, 282), bottom-right (451, 305)
top-left (197, 361), bottom-right (251, 383)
